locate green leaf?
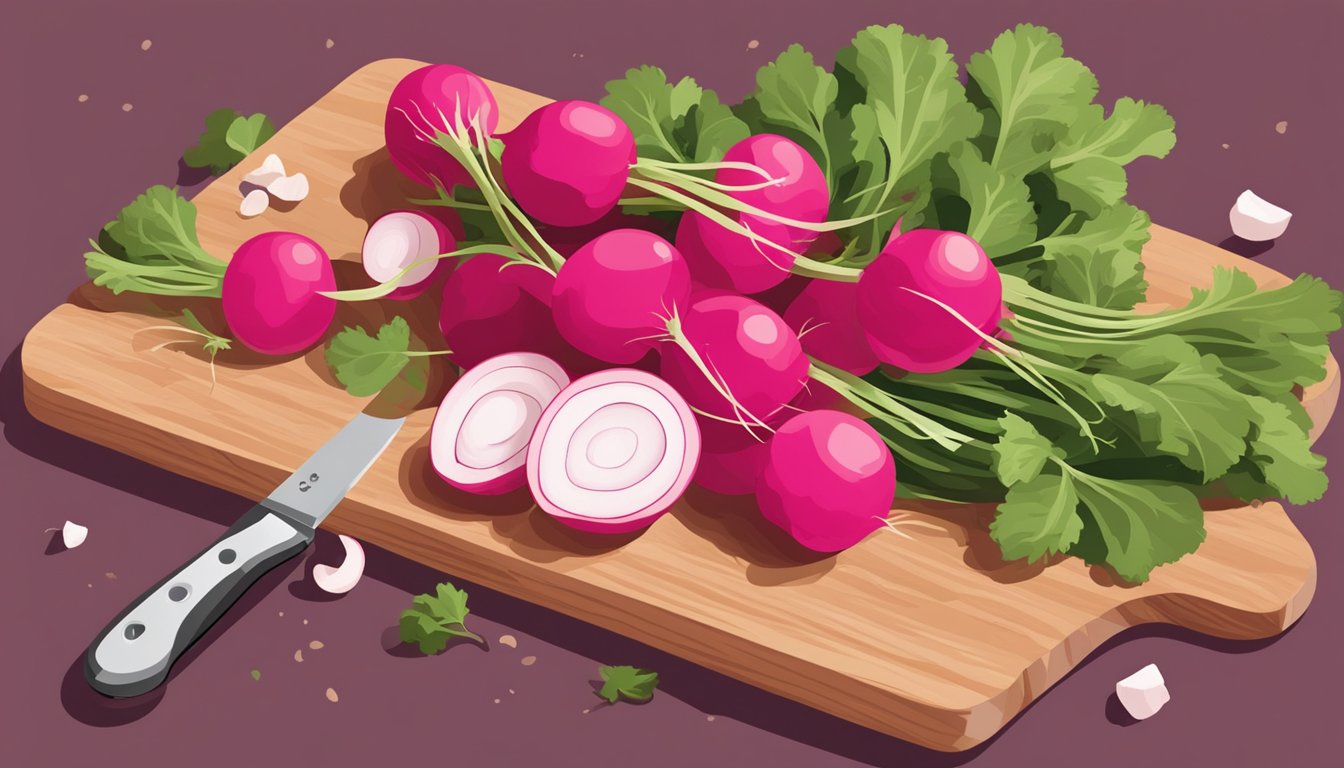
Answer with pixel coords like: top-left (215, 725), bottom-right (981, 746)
top-left (943, 142), bottom-right (1037, 257)
top-left (1037, 243), bottom-right (1147, 309)
top-left (250, 669), bottom-right (261, 681)
top-left (991, 412), bottom-right (1057, 485)
top-left (597, 665), bottom-right (659, 704)
top-left (602, 66), bottom-right (749, 163)
top-left (832, 24), bottom-right (982, 252)
top-left (965, 24), bottom-right (1098, 177)
top-left (224, 113), bottom-right (277, 157)
top-left (1050, 156), bottom-right (1128, 217)
top-left (1091, 338), bottom-right (1251, 480)
top-left (85, 186), bottom-right (226, 298)
top-left (735, 44), bottom-right (852, 191)
top-left (183, 108), bottom-right (243, 174)
top-left (398, 582), bottom-right (483, 655)
top-left (177, 309), bottom-right (232, 356)
top-left (1238, 396), bottom-right (1328, 504)
top-left (1069, 475), bottom-right (1205, 584)
top-left (1052, 98), bottom-right (1175, 168)
top-left (991, 471), bottom-right (1083, 562)
top-left (324, 318), bottom-right (414, 397)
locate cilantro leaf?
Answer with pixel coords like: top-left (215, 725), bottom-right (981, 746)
top-left (602, 66), bottom-right (748, 163)
top-left (1049, 157), bottom-right (1129, 217)
top-left (1070, 476), bottom-right (1205, 584)
top-left (1051, 98), bottom-right (1175, 170)
top-left (183, 108), bottom-right (276, 175)
top-left (597, 665), bottom-right (659, 704)
top-left (1091, 337), bottom-right (1251, 480)
top-left (991, 412), bottom-right (1057, 485)
top-left (992, 472), bottom-right (1083, 562)
top-left (325, 318), bottom-right (415, 397)
top-left (398, 582), bottom-right (483, 655)
top-left (1231, 397), bottom-right (1328, 504)
top-left (84, 185), bottom-right (226, 297)
top-left (965, 24), bottom-right (1098, 178)
top-left (944, 142), bottom-right (1037, 258)
top-left (735, 44), bottom-right (853, 192)
top-left (1035, 244), bottom-right (1147, 310)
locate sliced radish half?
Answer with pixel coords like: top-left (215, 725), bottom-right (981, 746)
top-left (431, 352), bottom-right (570, 494)
top-left (527, 369), bottom-right (700, 534)
top-left (362, 210), bottom-right (455, 300)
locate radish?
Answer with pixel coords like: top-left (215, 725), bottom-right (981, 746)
top-left (361, 210), bottom-right (456, 300)
top-left (718, 134), bottom-right (829, 231)
top-left (544, 210), bottom-right (673, 259)
top-left (659, 294), bottom-right (808, 429)
top-left (856, 229), bottom-right (1002, 373)
top-left (784, 279), bottom-right (878, 375)
top-left (692, 415), bottom-right (774, 496)
top-left (755, 410), bottom-right (896, 552)
top-left (222, 232), bottom-right (336, 355)
top-left (527, 369), bottom-right (700, 533)
top-left (502, 100), bottom-right (635, 227)
top-left (385, 64), bottom-right (499, 190)
top-left (431, 352), bottom-right (570, 494)
top-left (552, 229), bottom-right (691, 364)
top-left (675, 211), bottom-right (797, 294)
top-left (439, 254), bottom-right (595, 373)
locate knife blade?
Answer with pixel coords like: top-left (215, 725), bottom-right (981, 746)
top-left (84, 410), bottom-right (405, 698)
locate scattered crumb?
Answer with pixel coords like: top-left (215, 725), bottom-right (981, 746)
top-left (105, 572), bottom-right (117, 580)
top-left (325, 687), bottom-right (339, 703)
top-left (508, 689), bottom-right (515, 695)
top-left (498, 634), bottom-right (517, 648)
top-left (325, 38), bottom-right (334, 49)
top-left (309, 640), bottom-right (324, 650)
top-left (747, 39), bottom-right (760, 50)
top-left (121, 103), bottom-right (132, 113)
top-left (493, 698), bottom-right (501, 704)
top-left (294, 650), bottom-right (304, 663)
top-left (582, 708), bottom-right (590, 715)
top-left (87, 583), bottom-right (92, 588)
top-left (521, 655), bottom-right (537, 666)
top-left (1275, 120), bottom-right (1288, 134)
top-left (303, 619), bottom-right (309, 625)
top-left (279, 611), bottom-right (284, 617)
top-left (707, 715), bottom-right (716, 722)
top-left (77, 94), bottom-right (88, 103)
top-left (250, 669), bottom-right (261, 681)
top-left (141, 40), bottom-right (152, 51)
top-left (1221, 143), bottom-right (1230, 149)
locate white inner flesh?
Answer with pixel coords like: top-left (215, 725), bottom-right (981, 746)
top-left (434, 363), bottom-right (566, 486)
top-left (535, 383), bottom-right (686, 519)
top-left (364, 213), bottom-right (440, 287)
top-left (1235, 189), bottom-right (1291, 224)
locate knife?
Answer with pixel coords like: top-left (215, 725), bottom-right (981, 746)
top-left (84, 398), bottom-right (408, 698)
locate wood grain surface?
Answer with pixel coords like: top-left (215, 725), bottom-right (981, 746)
top-left (20, 59), bottom-right (1336, 752)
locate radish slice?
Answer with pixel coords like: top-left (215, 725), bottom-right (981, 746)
top-left (431, 352), bottom-right (570, 494)
top-left (362, 211), bottom-right (454, 300)
top-left (312, 534), bottom-right (365, 594)
top-left (527, 369), bottom-right (700, 534)
top-left (1229, 189), bottom-right (1292, 241)
top-left (48, 520), bottom-right (88, 549)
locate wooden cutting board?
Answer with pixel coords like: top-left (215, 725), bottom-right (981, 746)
top-left (22, 59), bottom-right (1337, 752)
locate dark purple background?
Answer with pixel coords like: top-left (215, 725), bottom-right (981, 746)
top-left (3, 1), bottom-right (1339, 765)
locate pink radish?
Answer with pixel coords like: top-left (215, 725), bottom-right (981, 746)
top-left (784, 279), bottom-right (878, 375)
top-left (755, 410), bottom-right (895, 552)
top-left (857, 229), bottom-right (1002, 373)
top-left (692, 416), bottom-right (774, 496)
top-left (222, 232), bottom-right (336, 355)
top-left (385, 64), bottom-right (499, 190)
top-left (552, 229), bottom-right (691, 364)
top-left (439, 254), bottom-right (597, 374)
top-left (361, 211), bottom-right (456, 300)
top-left (719, 134), bottom-right (829, 228)
top-left (544, 210), bottom-right (673, 259)
top-left (659, 294), bottom-right (808, 428)
top-left (675, 210), bottom-right (798, 294)
top-left (431, 352), bottom-right (570, 494)
top-left (502, 100), bottom-right (636, 227)
top-left (527, 369), bottom-right (700, 534)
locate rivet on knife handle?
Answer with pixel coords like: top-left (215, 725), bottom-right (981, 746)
top-left (84, 507), bottom-right (312, 698)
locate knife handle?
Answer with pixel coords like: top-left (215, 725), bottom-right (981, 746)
top-left (84, 506), bottom-right (313, 697)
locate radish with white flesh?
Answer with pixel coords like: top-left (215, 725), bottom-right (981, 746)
top-left (527, 369), bottom-right (700, 533)
top-left (439, 254), bottom-right (594, 373)
top-left (385, 64), bottom-right (499, 189)
top-left (222, 232), bottom-right (336, 355)
top-left (432, 352), bottom-right (570, 494)
top-left (660, 294), bottom-right (809, 431)
top-left (502, 100), bottom-right (635, 227)
top-left (784, 279), bottom-right (878, 375)
top-left (857, 229), bottom-right (1002, 374)
top-left (312, 534), bottom-right (366, 594)
top-left (1230, 189), bottom-right (1292, 241)
top-left (362, 210), bottom-right (456, 300)
top-left (552, 229), bottom-right (691, 364)
top-left (756, 410), bottom-right (896, 552)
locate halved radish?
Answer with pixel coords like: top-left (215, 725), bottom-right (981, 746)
top-left (430, 352), bottom-right (570, 495)
top-left (361, 210), bottom-right (455, 300)
top-left (527, 369), bottom-right (700, 534)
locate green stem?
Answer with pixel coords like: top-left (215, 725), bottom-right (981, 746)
top-left (320, 245), bottom-right (516, 301)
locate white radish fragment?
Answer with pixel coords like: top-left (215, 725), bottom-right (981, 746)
top-left (268, 173), bottom-right (310, 203)
top-left (243, 153), bottom-right (286, 184)
top-left (46, 520), bottom-right (89, 549)
top-left (311, 534), bottom-right (365, 594)
top-left (527, 369), bottom-right (700, 534)
top-left (1115, 663), bottom-right (1170, 720)
top-left (1230, 189), bottom-right (1292, 241)
top-left (362, 211), bottom-right (452, 299)
top-left (239, 188), bottom-right (270, 218)
top-left (431, 353), bottom-right (570, 494)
